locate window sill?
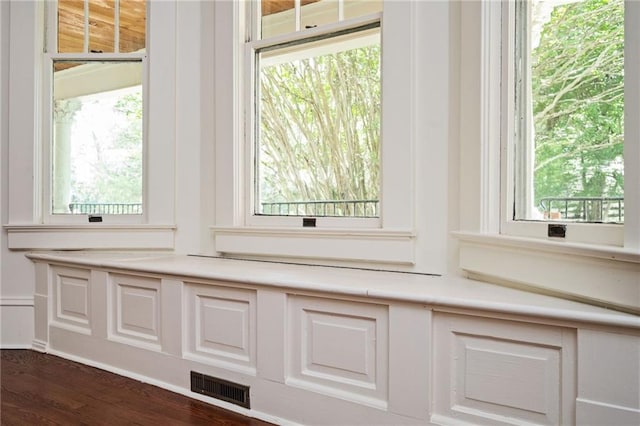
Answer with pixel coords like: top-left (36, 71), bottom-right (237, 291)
top-left (211, 226), bottom-right (415, 264)
top-left (4, 224), bottom-right (176, 250)
top-left (453, 231), bottom-right (640, 315)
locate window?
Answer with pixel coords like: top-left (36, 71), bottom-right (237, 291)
top-left (513, 0), bottom-right (624, 224)
top-left (502, 0), bottom-right (639, 246)
top-left (248, 0), bottom-right (382, 224)
top-left (45, 0), bottom-right (146, 219)
top-left (212, 0), bottom-right (429, 266)
top-left (5, 0), bottom-right (175, 249)
top-left (456, 0), bottom-right (639, 314)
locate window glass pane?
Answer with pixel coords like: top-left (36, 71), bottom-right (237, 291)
top-left (119, 0), bottom-right (146, 53)
top-left (52, 61), bottom-right (143, 215)
top-left (58, 0), bottom-right (85, 53)
top-left (343, 0), bottom-right (382, 20)
top-left (261, 0), bottom-right (299, 38)
top-left (260, 0), bottom-right (381, 39)
top-left (300, 0), bottom-right (339, 30)
top-left (515, 0), bottom-right (624, 223)
top-left (256, 26), bottom-right (380, 217)
top-left (89, 0), bottom-right (115, 53)
top-left (57, 0), bottom-right (146, 53)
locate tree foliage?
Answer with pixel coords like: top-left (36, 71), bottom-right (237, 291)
top-left (71, 90), bottom-right (143, 205)
top-left (532, 0), bottom-right (624, 204)
top-left (258, 43), bottom-right (381, 211)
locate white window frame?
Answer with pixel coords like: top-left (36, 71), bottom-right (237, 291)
top-left (455, 0), bottom-right (640, 314)
top-left (4, 0), bottom-right (176, 250)
top-left (501, 0), bottom-right (633, 247)
top-left (43, 1), bottom-right (147, 225)
top-left (246, 12), bottom-right (382, 229)
top-left (211, 1), bottom-right (451, 270)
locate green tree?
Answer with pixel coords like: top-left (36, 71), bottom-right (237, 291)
top-left (71, 89), bottom-right (143, 207)
top-left (532, 0), bottom-right (624, 208)
top-left (258, 43), bottom-right (381, 216)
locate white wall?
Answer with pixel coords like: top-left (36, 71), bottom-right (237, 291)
top-left (0, 0), bottom-right (36, 348)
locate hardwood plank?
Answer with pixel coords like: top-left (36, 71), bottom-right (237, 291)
top-left (1, 350), bottom-right (274, 426)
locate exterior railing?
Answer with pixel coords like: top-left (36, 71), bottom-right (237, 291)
top-left (68, 203), bottom-right (143, 215)
top-left (539, 197), bottom-right (624, 222)
top-left (260, 199), bottom-right (379, 217)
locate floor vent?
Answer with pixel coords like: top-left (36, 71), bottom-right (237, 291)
top-left (190, 371), bottom-right (250, 409)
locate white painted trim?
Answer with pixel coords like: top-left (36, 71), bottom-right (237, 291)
top-left (182, 352), bottom-right (258, 377)
top-left (5, 224), bottom-right (175, 250)
top-left (454, 231), bottom-right (640, 264)
top-left (625, 0), bottom-right (640, 250)
top-left (285, 377), bottom-right (388, 410)
top-left (479, 0), bottom-right (501, 234)
top-left (576, 398), bottom-right (640, 425)
top-left (0, 296), bottom-right (34, 307)
top-left (32, 339), bottom-right (48, 352)
top-left (212, 227), bottom-right (415, 264)
top-left (2, 344), bottom-right (34, 350)
top-left (456, 232), bottom-right (640, 314)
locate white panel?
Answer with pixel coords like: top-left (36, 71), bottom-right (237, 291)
top-left (119, 286), bottom-right (157, 335)
top-left (200, 299), bottom-right (247, 351)
top-left (459, 337), bottom-right (558, 416)
top-left (306, 313), bottom-right (372, 380)
top-left (184, 282), bottom-right (257, 374)
top-left (287, 295), bottom-right (388, 408)
top-left (109, 274), bottom-right (161, 350)
top-left (60, 278), bottom-right (89, 320)
top-left (433, 313), bottom-right (576, 426)
top-left (577, 329), bottom-right (640, 411)
top-left (52, 267), bottom-right (91, 333)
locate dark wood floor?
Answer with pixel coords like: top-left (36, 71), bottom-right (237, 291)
top-left (1, 350), bottom-right (274, 426)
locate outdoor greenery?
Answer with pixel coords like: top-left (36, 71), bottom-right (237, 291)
top-left (70, 89), bottom-right (143, 207)
top-left (531, 0), bottom-right (624, 208)
top-left (258, 41), bottom-right (381, 215)
top-left (63, 0), bottom-right (623, 220)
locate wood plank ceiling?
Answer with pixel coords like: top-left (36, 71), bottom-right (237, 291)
top-left (56, 0), bottom-right (318, 54)
top-left (57, 0), bottom-right (146, 53)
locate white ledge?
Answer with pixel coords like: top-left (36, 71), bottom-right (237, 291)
top-left (26, 251), bottom-right (640, 329)
top-left (453, 231), bottom-right (640, 315)
top-left (212, 226), bottom-right (415, 264)
top-left (5, 224), bottom-right (176, 250)
top-left (453, 231), bottom-right (640, 263)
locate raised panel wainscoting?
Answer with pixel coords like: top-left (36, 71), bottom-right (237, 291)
top-left (27, 252), bottom-right (640, 426)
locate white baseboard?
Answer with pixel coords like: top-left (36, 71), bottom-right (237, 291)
top-left (32, 339), bottom-right (48, 352)
top-left (0, 296), bottom-right (34, 306)
top-left (0, 344), bottom-right (33, 349)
